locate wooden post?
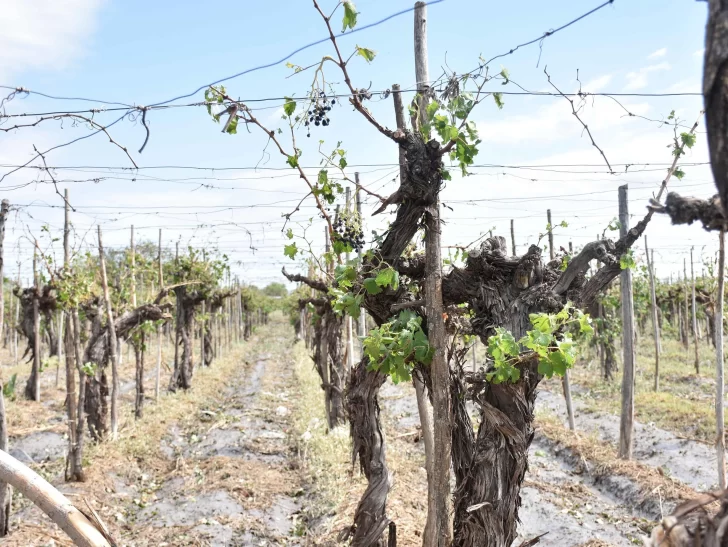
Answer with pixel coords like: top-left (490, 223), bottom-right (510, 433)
top-left (0, 200), bottom-right (7, 367)
top-left (645, 238), bottom-right (661, 391)
top-left (356, 178), bottom-right (366, 352)
top-left (130, 225), bottom-right (136, 308)
top-left (716, 229), bottom-right (726, 489)
top-left (201, 301), bottom-right (206, 367)
top-left (547, 210), bottom-right (575, 429)
top-left (55, 310), bottom-right (63, 388)
top-left (472, 338), bottom-right (477, 372)
top-left (415, 4), bottom-right (451, 544)
top-left (322, 227), bottom-right (332, 426)
top-left (394, 79), bottom-right (436, 544)
top-left (691, 247), bottom-right (700, 374)
top-left (62, 189), bottom-right (82, 481)
top-left (0, 199), bottom-right (10, 533)
top-left (684, 259), bottom-right (690, 353)
top-left (97, 226), bottom-right (120, 440)
top-left (32, 245), bottom-right (41, 402)
top-left (547, 209), bottom-right (555, 260)
top-left (156, 229), bottom-right (163, 403)
top-left (345, 187), bottom-right (355, 372)
top-left (510, 218), bottom-right (516, 256)
top-left (13, 263), bottom-right (19, 366)
top-left (618, 185), bottom-right (636, 459)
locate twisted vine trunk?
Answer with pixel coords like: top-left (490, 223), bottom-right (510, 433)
top-left (452, 352), bottom-right (540, 547)
top-left (324, 306), bottom-right (346, 428)
top-left (346, 358), bottom-right (390, 546)
top-left (169, 287), bottom-right (201, 391)
top-left (84, 370), bottom-right (109, 442)
top-left (308, 300), bottom-right (346, 429)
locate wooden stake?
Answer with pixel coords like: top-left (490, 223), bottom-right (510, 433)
top-left (13, 263), bottom-right (19, 366)
top-left (415, 4), bottom-right (452, 543)
top-left (547, 210), bottom-right (575, 429)
top-left (472, 338), bottom-right (477, 372)
top-left (61, 189), bottom-right (83, 481)
top-left (0, 200), bottom-right (7, 366)
top-left (156, 229), bottom-right (163, 403)
top-left (716, 229), bottom-right (726, 489)
top-left (345, 187), bottom-right (355, 372)
top-left (645, 238), bottom-right (661, 391)
top-left (355, 177), bottom-right (366, 352)
top-left (684, 259), bottom-right (691, 352)
top-left (97, 226), bottom-right (119, 440)
top-left (618, 185), bottom-right (636, 459)
top-left (200, 301), bottom-right (206, 367)
top-left (691, 247), bottom-right (700, 374)
top-left (0, 199), bottom-right (10, 533)
top-left (547, 209), bottom-right (555, 260)
top-left (510, 218), bottom-right (516, 256)
top-left (321, 227), bottom-right (332, 426)
top-left (130, 225), bottom-right (136, 308)
top-left (31, 244), bottom-right (41, 402)
top-left (394, 80), bottom-right (436, 544)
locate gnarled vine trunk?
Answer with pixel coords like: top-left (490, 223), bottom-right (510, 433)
top-left (169, 286), bottom-right (203, 391)
top-left (345, 358), bottom-right (390, 547)
top-left (451, 349), bottom-right (540, 547)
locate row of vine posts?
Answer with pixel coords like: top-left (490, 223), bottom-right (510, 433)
top-left (0, 191), bottom-right (276, 544)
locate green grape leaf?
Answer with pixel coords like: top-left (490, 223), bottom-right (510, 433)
top-left (283, 243), bottom-right (298, 260)
top-left (342, 1), bottom-right (358, 31)
top-left (375, 267), bottom-right (395, 287)
top-left (680, 132), bottom-right (696, 149)
top-left (355, 46), bottom-right (377, 63)
top-left (363, 278), bottom-right (382, 295)
top-left (493, 92), bottom-right (504, 110)
top-left (283, 97), bottom-right (296, 117)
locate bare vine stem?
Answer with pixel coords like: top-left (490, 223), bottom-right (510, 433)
top-left (212, 88), bottom-right (334, 240)
top-left (3, 114), bottom-right (138, 168)
top-left (544, 67), bottom-right (613, 174)
top-left (312, 0), bottom-right (402, 143)
top-left (32, 145), bottom-right (77, 212)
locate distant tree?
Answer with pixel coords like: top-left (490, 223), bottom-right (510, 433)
top-left (262, 282), bottom-right (288, 298)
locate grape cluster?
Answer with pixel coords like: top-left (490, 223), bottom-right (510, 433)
top-left (333, 215), bottom-right (365, 252)
top-left (304, 91), bottom-right (336, 138)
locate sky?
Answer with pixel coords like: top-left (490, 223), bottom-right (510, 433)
top-left (0, 0), bottom-right (717, 288)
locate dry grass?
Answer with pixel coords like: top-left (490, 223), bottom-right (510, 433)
top-left (0, 335), bottom-right (253, 546)
top-left (535, 413), bottom-right (701, 505)
top-left (553, 336), bottom-right (720, 443)
top-left (289, 343), bottom-right (429, 546)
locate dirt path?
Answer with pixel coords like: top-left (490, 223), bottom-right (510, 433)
top-left (5, 320), bottom-right (309, 546)
top-left (133, 320), bottom-right (305, 546)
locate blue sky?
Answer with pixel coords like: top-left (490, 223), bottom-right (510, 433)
top-left (0, 0), bottom-right (716, 287)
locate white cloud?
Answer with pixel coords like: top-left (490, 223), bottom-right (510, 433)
top-left (624, 62), bottom-right (671, 90)
top-left (478, 92), bottom-right (651, 145)
top-left (581, 74), bottom-right (612, 93)
top-left (0, 0), bottom-right (104, 82)
top-left (667, 80), bottom-right (700, 94)
top-left (648, 48), bottom-right (667, 59)
top-left (694, 48), bottom-right (705, 58)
